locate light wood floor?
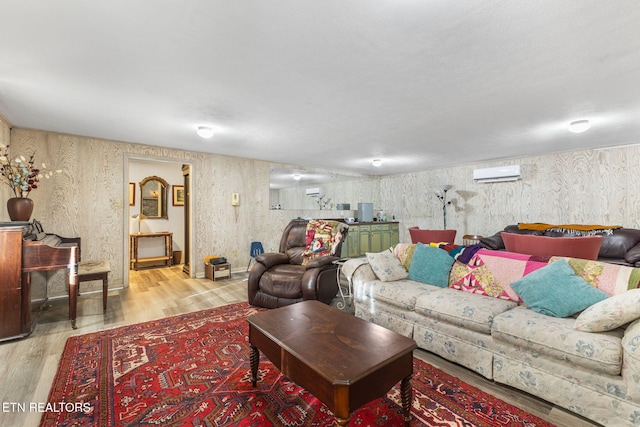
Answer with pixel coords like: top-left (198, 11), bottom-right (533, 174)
top-left (0, 266), bottom-right (601, 427)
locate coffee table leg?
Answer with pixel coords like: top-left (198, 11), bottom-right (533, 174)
top-left (335, 416), bottom-right (350, 426)
top-left (250, 344), bottom-right (259, 387)
top-left (401, 375), bottom-right (412, 426)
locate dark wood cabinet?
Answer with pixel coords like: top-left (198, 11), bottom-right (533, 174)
top-left (0, 224), bottom-right (79, 340)
top-left (0, 225), bottom-right (28, 340)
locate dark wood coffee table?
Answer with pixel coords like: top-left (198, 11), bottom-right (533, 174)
top-left (247, 300), bottom-right (417, 426)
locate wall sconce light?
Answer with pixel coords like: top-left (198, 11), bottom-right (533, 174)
top-left (434, 185), bottom-right (453, 229)
top-left (197, 126), bottom-right (214, 138)
top-left (293, 174), bottom-right (301, 180)
top-left (568, 119), bottom-right (590, 133)
top-left (372, 159), bottom-right (382, 167)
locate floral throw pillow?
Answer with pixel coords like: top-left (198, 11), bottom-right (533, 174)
top-left (302, 219), bottom-right (348, 265)
top-left (366, 249), bottom-right (409, 282)
top-left (574, 288), bottom-right (640, 332)
top-left (393, 243), bottom-right (416, 270)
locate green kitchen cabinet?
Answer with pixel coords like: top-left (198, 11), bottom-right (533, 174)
top-left (341, 222), bottom-right (399, 258)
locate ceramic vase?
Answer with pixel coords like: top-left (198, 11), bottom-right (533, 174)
top-left (7, 197), bottom-right (34, 222)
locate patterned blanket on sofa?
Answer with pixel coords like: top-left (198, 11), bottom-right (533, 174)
top-left (449, 249), bottom-right (550, 301)
top-left (550, 256), bottom-right (640, 296)
top-left (449, 249), bottom-right (640, 302)
top-left (393, 243), bottom-right (482, 270)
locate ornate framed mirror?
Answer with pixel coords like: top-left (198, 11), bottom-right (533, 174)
top-left (140, 176), bottom-right (169, 219)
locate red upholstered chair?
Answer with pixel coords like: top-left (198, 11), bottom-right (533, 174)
top-left (408, 227), bottom-right (457, 244)
top-left (501, 232), bottom-right (604, 260)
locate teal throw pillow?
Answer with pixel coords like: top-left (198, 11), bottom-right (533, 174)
top-left (408, 243), bottom-right (454, 287)
top-left (510, 258), bottom-right (608, 317)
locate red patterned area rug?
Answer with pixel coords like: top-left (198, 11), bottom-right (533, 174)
top-left (41, 302), bottom-right (555, 427)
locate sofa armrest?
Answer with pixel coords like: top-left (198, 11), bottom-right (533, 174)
top-left (255, 252), bottom-right (289, 269)
top-left (479, 232), bottom-right (504, 250)
top-left (342, 258), bottom-right (370, 282)
top-left (343, 259), bottom-right (378, 297)
top-left (622, 318), bottom-right (640, 402)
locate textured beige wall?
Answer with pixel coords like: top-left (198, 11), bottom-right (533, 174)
top-left (381, 144), bottom-right (640, 243)
top-left (4, 126), bottom-right (640, 297)
top-left (7, 128), bottom-right (296, 296)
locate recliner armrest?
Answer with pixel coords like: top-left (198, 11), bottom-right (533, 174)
top-left (305, 256), bottom-right (339, 270)
top-left (255, 252), bottom-right (290, 269)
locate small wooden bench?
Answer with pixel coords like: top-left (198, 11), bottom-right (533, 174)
top-left (77, 260), bottom-right (111, 313)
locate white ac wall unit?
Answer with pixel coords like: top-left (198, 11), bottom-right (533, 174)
top-left (473, 165), bottom-right (521, 183)
top-left (305, 187), bottom-right (324, 197)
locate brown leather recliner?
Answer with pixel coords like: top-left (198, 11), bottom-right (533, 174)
top-left (248, 218), bottom-right (347, 309)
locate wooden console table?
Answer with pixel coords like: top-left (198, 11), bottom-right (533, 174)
top-left (129, 232), bottom-right (173, 270)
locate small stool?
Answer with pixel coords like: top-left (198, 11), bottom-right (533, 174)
top-left (78, 260), bottom-right (111, 312)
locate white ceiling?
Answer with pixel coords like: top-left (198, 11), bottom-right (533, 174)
top-left (1, 1), bottom-right (640, 177)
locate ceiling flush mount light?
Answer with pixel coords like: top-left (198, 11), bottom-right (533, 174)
top-left (372, 159), bottom-right (382, 167)
top-left (568, 119), bottom-right (590, 133)
top-left (197, 126), bottom-right (214, 138)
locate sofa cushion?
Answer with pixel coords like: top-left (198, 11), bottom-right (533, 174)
top-left (574, 288), bottom-right (640, 332)
top-left (501, 232), bottom-right (604, 260)
top-left (493, 306), bottom-right (624, 375)
top-left (413, 321), bottom-right (496, 379)
top-left (511, 259), bottom-right (609, 317)
top-left (415, 288), bottom-right (517, 334)
top-left (408, 243), bottom-right (454, 287)
top-left (354, 301), bottom-right (419, 338)
top-left (358, 279), bottom-right (442, 311)
top-left (365, 249), bottom-right (409, 281)
top-left (258, 264), bottom-right (304, 298)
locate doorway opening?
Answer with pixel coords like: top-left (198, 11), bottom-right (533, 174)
top-left (123, 154), bottom-right (193, 287)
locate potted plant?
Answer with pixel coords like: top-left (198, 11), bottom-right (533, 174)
top-left (0, 143), bottom-right (60, 221)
